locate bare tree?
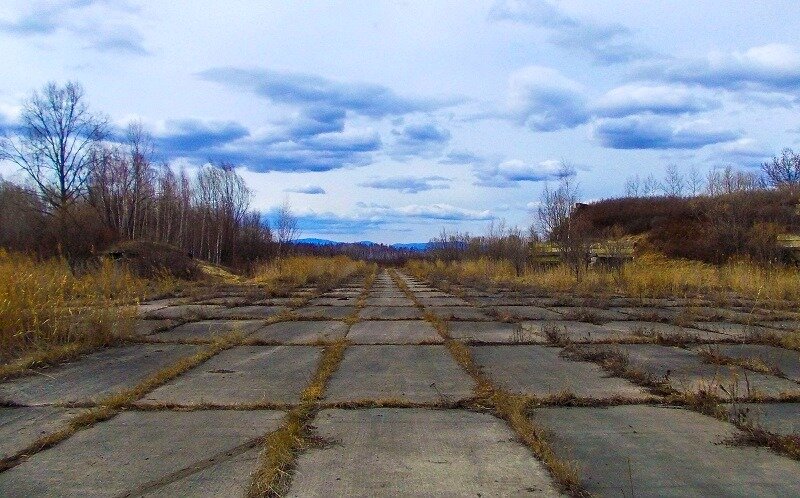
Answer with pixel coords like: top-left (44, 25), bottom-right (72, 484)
top-left (0, 82), bottom-right (107, 212)
top-left (686, 166), bottom-right (704, 197)
top-left (661, 164), bottom-right (685, 197)
top-left (641, 173), bottom-right (660, 197)
top-left (537, 175), bottom-right (576, 238)
top-left (762, 148), bottom-right (800, 188)
top-left (624, 174), bottom-right (641, 197)
top-left (537, 173), bottom-right (593, 280)
top-left (706, 166), bottom-right (762, 195)
top-left (275, 200), bottom-right (299, 257)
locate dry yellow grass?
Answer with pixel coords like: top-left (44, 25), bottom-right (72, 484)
top-left (252, 256), bottom-right (369, 296)
top-left (407, 255), bottom-right (800, 305)
top-left (0, 251), bottom-right (145, 363)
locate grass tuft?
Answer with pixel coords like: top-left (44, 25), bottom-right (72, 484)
top-left (247, 339), bottom-right (349, 497)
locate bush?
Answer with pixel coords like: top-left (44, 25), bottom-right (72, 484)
top-left (101, 240), bottom-right (201, 280)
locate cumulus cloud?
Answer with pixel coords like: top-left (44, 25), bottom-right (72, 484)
top-left (198, 67), bottom-right (457, 118)
top-left (474, 158), bottom-right (575, 187)
top-left (707, 138), bottom-right (773, 168)
top-left (389, 122), bottom-right (451, 159)
top-left (593, 116), bottom-right (740, 150)
top-left (489, 0), bottom-right (655, 64)
top-left (643, 44), bottom-right (800, 92)
top-left (439, 150), bottom-right (485, 165)
top-left (592, 84), bottom-right (721, 118)
top-left (506, 66), bottom-right (589, 131)
top-left (0, 1), bottom-right (148, 55)
top-left (154, 119), bottom-right (250, 155)
top-left (150, 118), bottom-right (381, 172)
top-left (284, 185), bottom-right (326, 194)
top-left (358, 176), bottom-right (451, 194)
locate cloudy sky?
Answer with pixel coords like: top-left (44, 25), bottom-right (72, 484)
top-left (1, 1), bottom-right (799, 243)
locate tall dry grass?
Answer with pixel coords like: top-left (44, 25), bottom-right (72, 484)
top-left (0, 250), bottom-right (143, 363)
top-left (252, 255), bottom-right (371, 295)
top-left (407, 255), bottom-right (800, 305)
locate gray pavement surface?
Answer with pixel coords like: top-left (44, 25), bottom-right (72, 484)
top-left (534, 405), bottom-right (800, 497)
top-left (2, 268), bottom-right (798, 497)
top-left (287, 409), bottom-right (560, 497)
top-left (324, 345), bottom-right (474, 403)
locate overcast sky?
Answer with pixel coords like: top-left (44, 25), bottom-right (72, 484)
top-left (1, 1), bottom-right (799, 243)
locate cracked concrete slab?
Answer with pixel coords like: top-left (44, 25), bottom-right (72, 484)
top-left (142, 345), bottom-right (321, 405)
top-left (287, 409), bottom-right (560, 497)
top-left (347, 320), bottom-right (440, 344)
top-left (610, 306), bottom-right (682, 322)
top-left (143, 304), bottom-right (226, 320)
top-left (0, 407), bottom-right (81, 460)
top-left (307, 297), bottom-right (358, 306)
top-left (150, 319), bottom-right (264, 341)
top-left (249, 320), bottom-right (349, 344)
top-left (294, 306), bottom-right (354, 320)
top-left (427, 306), bottom-right (491, 321)
top-left (325, 345), bottom-right (474, 403)
top-left (725, 402), bottom-right (800, 436)
top-left (0, 344), bottom-right (199, 405)
top-left (602, 320), bottom-right (729, 341)
top-left (488, 306), bottom-right (563, 320)
top-left (364, 297), bottom-right (416, 307)
top-left (0, 410), bottom-right (284, 497)
top-left (548, 306), bottom-right (629, 322)
top-left (533, 405), bottom-right (800, 497)
top-left (417, 297), bottom-right (470, 306)
top-left (134, 319), bottom-right (179, 336)
top-left (208, 305), bottom-right (289, 319)
top-left (472, 345), bottom-right (650, 399)
top-left (695, 344), bottom-right (800, 382)
top-left (448, 321), bottom-right (545, 343)
top-left (573, 344), bottom-right (800, 399)
top-left (359, 306), bottom-right (423, 320)
top-left (691, 321), bottom-right (781, 339)
top-left (521, 320), bottom-right (621, 343)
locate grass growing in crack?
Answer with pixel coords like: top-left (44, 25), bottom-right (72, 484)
top-left (0, 332), bottom-right (243, 472)
top-left (423, 306), bottom-right (587, 495)
top-left (344, 265), bottom-right (377, 325)
top-left (542, 323), bottom-right (571, 347)
top-left (698, 347), bottom-right (784, 377)
top-left (247, 338), bottom-right (349, 497)
top-left (726, 406), bottom-right (800, 460)
top-left (746, 329), bottom-right (800, 352)
top-left (563, 344), bottom-right (800, 461)
top-left (561, 346), bottom-right (673, 397)
top-left (390, 268), bottom-right (588, 495)
top-left (728, 429), bottom-right (800, 460)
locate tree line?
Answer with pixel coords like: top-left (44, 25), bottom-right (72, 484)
top-left (424, 155), bottom-right (800, 278)
top-left (0, 81), bottom-right (278, 269)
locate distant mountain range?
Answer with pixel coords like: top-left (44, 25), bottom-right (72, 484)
top-left (295, 238), bottom-right (431, 251)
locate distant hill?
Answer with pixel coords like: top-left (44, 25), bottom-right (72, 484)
top-left (572, 188), bottom-right (800, 263)
top-left (390, 242), bottom-right (431, 251)
top-left (295, 238), bottom-right (430, 251)
top-left (295, 238), bottom-right (341, 246)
